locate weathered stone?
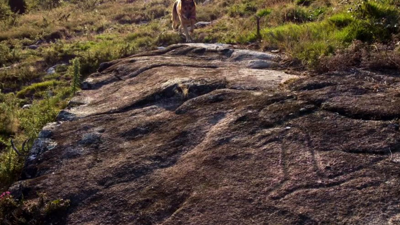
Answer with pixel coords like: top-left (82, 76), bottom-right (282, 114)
top-left (46, 66), bottom-right (56, 74)
top-left (247, 60), bottom-right (279, 69)
top-left (79, 133), bottom-right (101, 145)
top-left (27, 138), bottom-right (57, 163)
top-left (62, 147), bottom-right (84, 159)
top-left (12, 44), bottom-right (400, 225)
top-left (38, 122), bottom-right (59, 138)
top-left (195, 21), bottom-right (212, 28)
top-left (98, 61), bottom-right (114, 72)
top-left (27, 44), bottom-right (39, 50)
top-left (22, 104), bottom-right (31, 109)
top-left (229, 49), bottom-right (278, 61)
top-left (56, 110), bottom-right (76, 121)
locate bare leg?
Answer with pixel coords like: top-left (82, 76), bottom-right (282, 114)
top-left (190, 20), bottom-right (195, 35)
top-left (182, 24), bottom-right (192, 42)
top-left (172, 20), bottom-right (179, 31)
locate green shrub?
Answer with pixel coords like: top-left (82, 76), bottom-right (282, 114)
top-left (256, 8), bottom-right (272, 18)
top-left (281, 5), bottom-right (325, 23)
top-left (135, 36), bottom-right (153, 48)
top-left (0, 192), bottom-right (70, 224)
top-left (19, 92), bottom-right (65, 139)
top-left (262, 21), bottom-right (340, 67)
top-left (42, 41), bottom-right (73, 65)
top-left (347, 0), bottom-right (400, 42)
top-left (0, 93), bottom-right (20, 136)
top-left (329, 13), bottom-right (354, 28)
top-left (125, 32), bottom-right (151, 42)
top-left (0, 83), bottom-right (72, 190)
top-left (16, 80), bottom-right (60, 98)
top-left (0, 43), bottom-right (22, 66)
top-left (0, 66), bottom-right (43, 92)
top-left (228, 2), bottom-right (257, 17)
top-left (196, 5), bottom-right (224, 21)
top-left (295, 40), bottom-right (335, 67)
top-left (0, 146), bottom-right (24, 188)
top-left (145, 5), bottom-right (167, 20)
top-left (239, 32), bottom-right (258, 43)
top-left (0, 1), bottom-right (12, 21)
top-left (155, 32), bottom-right (182, 46)
top-left (27, 0), bottom-right (63, 10)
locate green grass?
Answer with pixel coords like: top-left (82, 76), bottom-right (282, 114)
top-left (261, 21), bottom-right (339, 65)
top-left (228, 2), bottom-right (258, 17)
top-left (0, 86), bottom-right (71, 188)
top-left (16, 80), bottom-right (61, 98)
top-left (328, 13), bottom-right (354, 28)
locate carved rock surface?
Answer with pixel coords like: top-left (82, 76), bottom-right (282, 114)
top-left (10, 44), bottom-right (400, 225)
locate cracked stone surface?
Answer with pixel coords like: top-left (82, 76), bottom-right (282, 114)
top-left (9, 44), bottom-right (400, 225)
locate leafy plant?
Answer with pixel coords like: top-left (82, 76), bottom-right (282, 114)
top-left (16, 80), bottom-right (60, 98)
top-left (0, 43), bottom-right (22, 66)
top-left (0, 192), bottom-right (70, 224)
top-left (256, 8), bottom-right (272, 18)
top-left (346, 0), bottom-right (400, 42)
top-left (329, 13), bottom-right (354, 28)
top-left (228, 2), bottom-right (257, 17)
top-left (0, 1), bottom-right (12, 21)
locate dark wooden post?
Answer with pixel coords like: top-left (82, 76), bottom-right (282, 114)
top-left (256, 16), bottom-right (261, 40)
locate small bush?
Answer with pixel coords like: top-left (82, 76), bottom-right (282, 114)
top-left (256, 8), bottom-right (272, 18)
top-left (16, 80), bottom-right (60, 99)
top-left (156, 32), bottom-right (183, 46)
top-left (125, 32), bottom-right (151, 42)
top-left (262, 21), bottom-right (340, 67)
top-left (295, 40), bottom-right (335, 67)
top-left (135, 36), bottom-right (153, 48)
top-left (0, 66), bottom-right (42, 92)
top-left (0, 43), bottom-right (22, 66)
top-left (19, 92), bottom-right (65, 139)
top-left (317, 40), bottom-right (400, 72)
top-left (145, 5), bottom-right (167, 20)
top-left (0, 2), bottom-right (12, 20)
top-left (237, 31), bottom-right (258, 43)
top-left (329, 13), bottom-right (354, 28)
top-left (281, 5), bottom-right (325, 23)
top-left (0, 93), bottom-right (20, 136)
top-left (0, 24), bottom-right (51, 41)
top-left (287, 6), bottom-right (309, 23)
top-left (228, 2), bottom-right (257, 17)
top-left (196, 5), bottom-right (224, 21)
top-left (347, 0), bottom-right (400, 42)
top-left (0, 192), bottom-right (70, 224)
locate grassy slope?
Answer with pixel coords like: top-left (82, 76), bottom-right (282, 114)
top-left (0, 0), bottom-right (399, 192)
